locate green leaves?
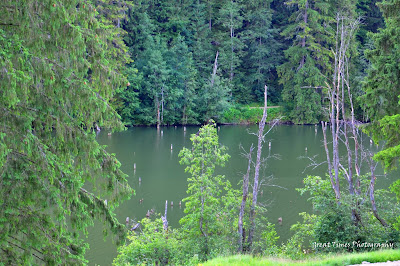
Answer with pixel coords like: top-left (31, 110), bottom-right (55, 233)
top-left (178, 121), bottom-right (237, 260)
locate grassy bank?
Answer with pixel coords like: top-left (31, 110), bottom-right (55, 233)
top-left (203, 249), bottom-right (400, 265)
top-left (221, 104), bottom-right (282, 124)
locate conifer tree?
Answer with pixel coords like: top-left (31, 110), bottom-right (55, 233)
top-left (217, 0), bottom-right (245, 99)
top-left (241, 0), bottom-right (282, 103)
top-left (362, 0), bottom-right (400, 204)
top-left (278, 0), bottom-right (333, 124)
top-left (166, 36), bottom-right (199, 124)
top-left (0, 0), bottom-right (132, 263)
top-left (189, 0), bottom-right (215, 82)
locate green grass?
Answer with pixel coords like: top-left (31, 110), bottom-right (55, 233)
top-left (222, 105), bottom-right (282, 124)
top-left (203, 249), bottom-right (400, 265)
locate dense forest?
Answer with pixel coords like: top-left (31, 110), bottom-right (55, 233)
top-left (116, 0), bottom-right (386, 125)
top-left (1, 0), bottom-right (400, 265)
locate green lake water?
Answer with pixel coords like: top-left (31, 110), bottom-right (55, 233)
top-left (86, 125), bottom-right (394, 265)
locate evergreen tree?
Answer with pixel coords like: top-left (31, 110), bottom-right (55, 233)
top-left (165, 36), bottom-right (199, 124)
top-left (363, 0), bottom-right (400, 170)
top-left (356, 0), bottom-right (384, 44)
top-left (362, 0), bottom-right (400, 229)
top-left (0, 0), bottom-right (132, 263)
top-left (116, 66), bottom-right (141, 125)
top-left (277, 0), bottom-right (333, 124)
top-left (189, 0), bottom-right (215, 82)
top-left (139, 35), bottom-right (170, 125)
top-left (241, 0), bottom-right (282, 103)
top-left (217, 0), bottom-right (246, 100)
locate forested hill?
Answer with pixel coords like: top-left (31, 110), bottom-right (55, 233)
top-left (116, 0), bottom-right (384, 126)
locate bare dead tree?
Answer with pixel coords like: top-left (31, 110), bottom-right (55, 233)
top-left (322, 13), bottom-right (360, 201)
top-left (367, 153), bottom-right (388, 227)
top-left (322, 13), bottom-right (362, 224)
top-left (238, 144), bottom-right (253, 253)
top-left (210, 51), bottom-right (219, 86)
top-left (247, 85), bottom-right (268, 250)
top-left (321, 12), bottom-right (388, 227)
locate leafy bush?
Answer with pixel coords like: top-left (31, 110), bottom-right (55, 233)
top-left (113, 217), bottom-right (201, 265)
top-left (285, 174), bottom-right (400, 257)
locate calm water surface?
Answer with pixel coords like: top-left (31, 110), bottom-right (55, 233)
top-left (86, 125), bottom-right (394, 265)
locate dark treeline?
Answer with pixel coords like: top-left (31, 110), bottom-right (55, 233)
top-left (116, 0), bottom-right (384, 125)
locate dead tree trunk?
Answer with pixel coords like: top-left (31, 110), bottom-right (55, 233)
top-left (162, 200), bottom-right (168, 231)
top-left (321, 121), bottom-right (340, 200)
top-left (248, 85), bottom-right (268, 250)
top-left (211, 51), bottom-right (219, 87)
top-left (324, 13), bottom-right (389, 227)
top-left (299, 0), bottom-right (308, 68)
top-left (156, 96), bottom-right (160, 128)
top-left (229, 1), bottom-right (235, 82)
top-left (161, 85), bottom-right (165, 125)
top-left (368, 156), bottom-right (388, 227)
top-left (238, 144), bottom-right (253, 253)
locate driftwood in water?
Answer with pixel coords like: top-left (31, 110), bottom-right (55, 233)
top-left (161, 200), bottom-right (168, 231)
top-left (131, 223), bottom-right (140, 231)
top-left (146, 208), bottom-right (155, 218)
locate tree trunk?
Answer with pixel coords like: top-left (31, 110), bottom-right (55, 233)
top-left (299, 0), bottom-right (308, 68)
top-left (369, 157), bottom-right (388, 227)
top-left (156, 98), bottom-right (160, 127)
top-left (238, 144), bottom-right (253, 253)
top-left (248, 85), bottom-right (268, 250)
top-left (230, 1), bottom-right (234, 82)
top-left (162, 200), bottom-right (168, 231)
top-left (211, 51), bottom-right (219, 86)
top-left (161, 85), bottom-right (165, 125)
top-left (321, 121), bottom-right (340, 200)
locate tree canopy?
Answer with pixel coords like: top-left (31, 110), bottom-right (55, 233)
top-left (0, 0), bottom-right (133, 264)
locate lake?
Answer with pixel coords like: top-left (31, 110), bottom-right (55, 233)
top-left (86, 125), bottom-right (394, 265)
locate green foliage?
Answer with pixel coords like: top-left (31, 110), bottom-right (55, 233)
top-left (390, 179), bottom-right (400, 230)
top-left (178, 121), bottom-right (237, 261)
top-left (0, 0), bottom-right (133, 264)
top-left (281, 212), bottom-right (317, 259)
top-left (241, 0), bottom-right (283, 104)
top-left (117, 0), bottom-right (290, 125)
top-left (286, 175), bottom-right (400, 257)
top-left (251, 216), bottom-right (280, 256)
top-left (277, 0), bottom-right (334, 124)
top-left (113, 217), bottom-right (199, 265)
top-left (113, 0), bottom-right (387, 125)
top-left (362, 0), bottom-right (400, 231)
top-left (222, 106), bottom-right (281, 124)
top-left (362, 0), bottom-right (400, 170)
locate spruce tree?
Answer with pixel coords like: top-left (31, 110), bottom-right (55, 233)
top-left (241, 0), bottom-right (282, 103)
top-left (362, 0), bottom-right (400, 229)
top-left (165, 36), bottom-right (199, 124)
top-left (278, 0), bottom-right (333, 124)
top-left (363, 0), bottom-right (400, 170)
top-left (217, 0), bottom-right (245, 100)
top-left (0, 0), bottom-right (132, 264)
